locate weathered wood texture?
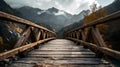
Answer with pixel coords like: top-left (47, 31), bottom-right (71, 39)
top-left (0, 11), bottom-right (55, 34)
top-left (67, 11), bottom-right (120, 33)
top-left (14, 26), bottom-right (32, 48)
top-left (10, 39), bottom-right (111, 67)
top-left (65, 11), bottom-right (120, 61)
top-left (0, 11), bottom-right (56, 61)
top-left (0, 38), bottom-right (55, 61)
top-left (67, 37), bottom-right (120, 61)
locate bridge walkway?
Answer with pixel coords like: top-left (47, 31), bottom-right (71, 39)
top-left (10, 39), bottom-right (112, 67)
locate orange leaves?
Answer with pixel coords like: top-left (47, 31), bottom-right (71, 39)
top-left (84, 5), bottom-right (108, 34)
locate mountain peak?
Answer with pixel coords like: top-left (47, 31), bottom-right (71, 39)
top-left (19, 6), bottom-right (43, 11)
top-left (0, 0), bottom-right (15, 14)
top-left (47, 7), bottom-right (59, 13)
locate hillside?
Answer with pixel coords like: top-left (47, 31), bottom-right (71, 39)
top-left (15, 6), bottom-right (87, 32)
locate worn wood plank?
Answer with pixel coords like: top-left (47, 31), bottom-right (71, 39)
top-left (67, 37), bottom-right (120, 61)
top-left (27, 54), bottom-right (96, 58)
top-left (10, 39), bottom-right (111, 67)
top-left (31, 49), bottom-right (91, 52)
top-left (0, 38), bottom-right (55, 61)
top-left (29, 52), bottom-right (95, 55)
top-left (14, 59), bottom-right (109, 65)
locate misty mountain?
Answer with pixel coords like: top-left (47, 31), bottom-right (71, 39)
top-left (15, 6), bottom-right (88, 32)
top-left (0, 0), bottom-right (15, 15)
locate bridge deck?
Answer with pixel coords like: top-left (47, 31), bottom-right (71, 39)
top-left (10, 39), bottom-right (112, 67)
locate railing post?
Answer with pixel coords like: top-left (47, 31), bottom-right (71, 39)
top-left (91, 26), bottom-right (106, 58)
top-left (36, 29), bottom-right (41, 41)
top-left (33, 29), bottom-right (42, 49)
top-left (40, 29), bottom-right (44, 40)
top-left (43, 31), bottom-right (46, 39)
top-left (76, 31), bottom-right (79, 39)
top-left (80, 29), bottom-right (88, 48)
top-left (30, 27), bottom-right (37, 42)
top-left (14, 26), bottom-right (32, 48)
top-left (46, 32), bottom-right (49, 38)
top-left (73, 32), bottom-right (75, 38)
top-left (74, 31), bottom-right (76, 38)
top-left (91, 27), bottom-right (106, 47)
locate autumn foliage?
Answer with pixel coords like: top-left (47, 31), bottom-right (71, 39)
top-left (84, 3), bottom-right (108, 34)
top-left (83, 4), bottom-right (112, 48)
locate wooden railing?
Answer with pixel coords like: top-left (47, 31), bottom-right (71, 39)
top-left (65, 11), bottom-right (120, 60)
top-left (0, 11), bottom-right (56, 61)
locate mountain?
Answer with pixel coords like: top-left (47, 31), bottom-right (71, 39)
top-left (105, 0), bottom-right (120, 14)
top-left (0, 0), bottom-right (15, 14)
top-left (0, 0), bottom-right (22, 52)
top-left (58, 0), bottom-right (120, 39)
top-left (15, 7), bottom-right (71, 32)
top-left (65, 10), bottom-right (90, 26)
top-left (57, 20), bottom-right (84, 38)
top-left (15, 6), bottom-right (86, 32)
top-left (70, 10), bottom-right (90, 23)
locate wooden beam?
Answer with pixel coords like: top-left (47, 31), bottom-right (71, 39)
top-left (46, 32), bottom-right (49, 38)
top-left (40, 30), bottom-right (44, 40)
top-left (76, 32), bottom-right (80, 39)
top-left (14, 26), bottom-right (32, 48)
top-left (43, 31), bottom-right (47, 39)
top-left (67, 11), bottom-right (120, 34)
top-left (66, 37), bottom-right (120, 61)
top-left (81, 30), bottom-right (86, 41)
top-left (36, 30), bottom-right (41, 41)
top-left (0, 37), bottom-right (55, 61)
top-left (91, 27), bottom-right (106, 47)
top-left (0, 11), bottom-right (55, 34)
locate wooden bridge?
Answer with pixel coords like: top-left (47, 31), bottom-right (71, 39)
top-left (0, 11), bottom-right (120, 67)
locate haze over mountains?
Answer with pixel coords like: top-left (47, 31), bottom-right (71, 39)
top-left (0, 0), bottom-right (89, 52)
top-left (1, 0), bottom-right (120, 52)
top-left (15, 6), bottom-right (89, 32)
top-left (0, 0), bottom-right (90, 32)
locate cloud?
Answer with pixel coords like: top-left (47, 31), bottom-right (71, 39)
top-left (4, 0), bottom-right (112, 15)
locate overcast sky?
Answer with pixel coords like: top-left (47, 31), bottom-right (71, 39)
top-left (4, 0), bottom-right (114, 15)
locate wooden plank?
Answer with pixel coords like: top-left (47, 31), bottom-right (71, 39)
top-left (39, 46), bottom-right (83, 49)
top-left (31, 50), bottom-right (92, 52)
top-left (27, 54), bottom-right (96, 58)
top-left (21, 57), bottom-right (101, 61)
top-left (67, 37), bottom-right (120, 61)
top-left (14, 59), bottom-right (109, 65)
top-left (29, 52), bottom-right (95, 55)
top-left (10, 39), bottom-right (111, 67)
top-left (10, 63), bottom-right (111, 67)
top-left (35, 48), bottom-right (90, 51)
top-left (0, 37), bottom-right (55, 61)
